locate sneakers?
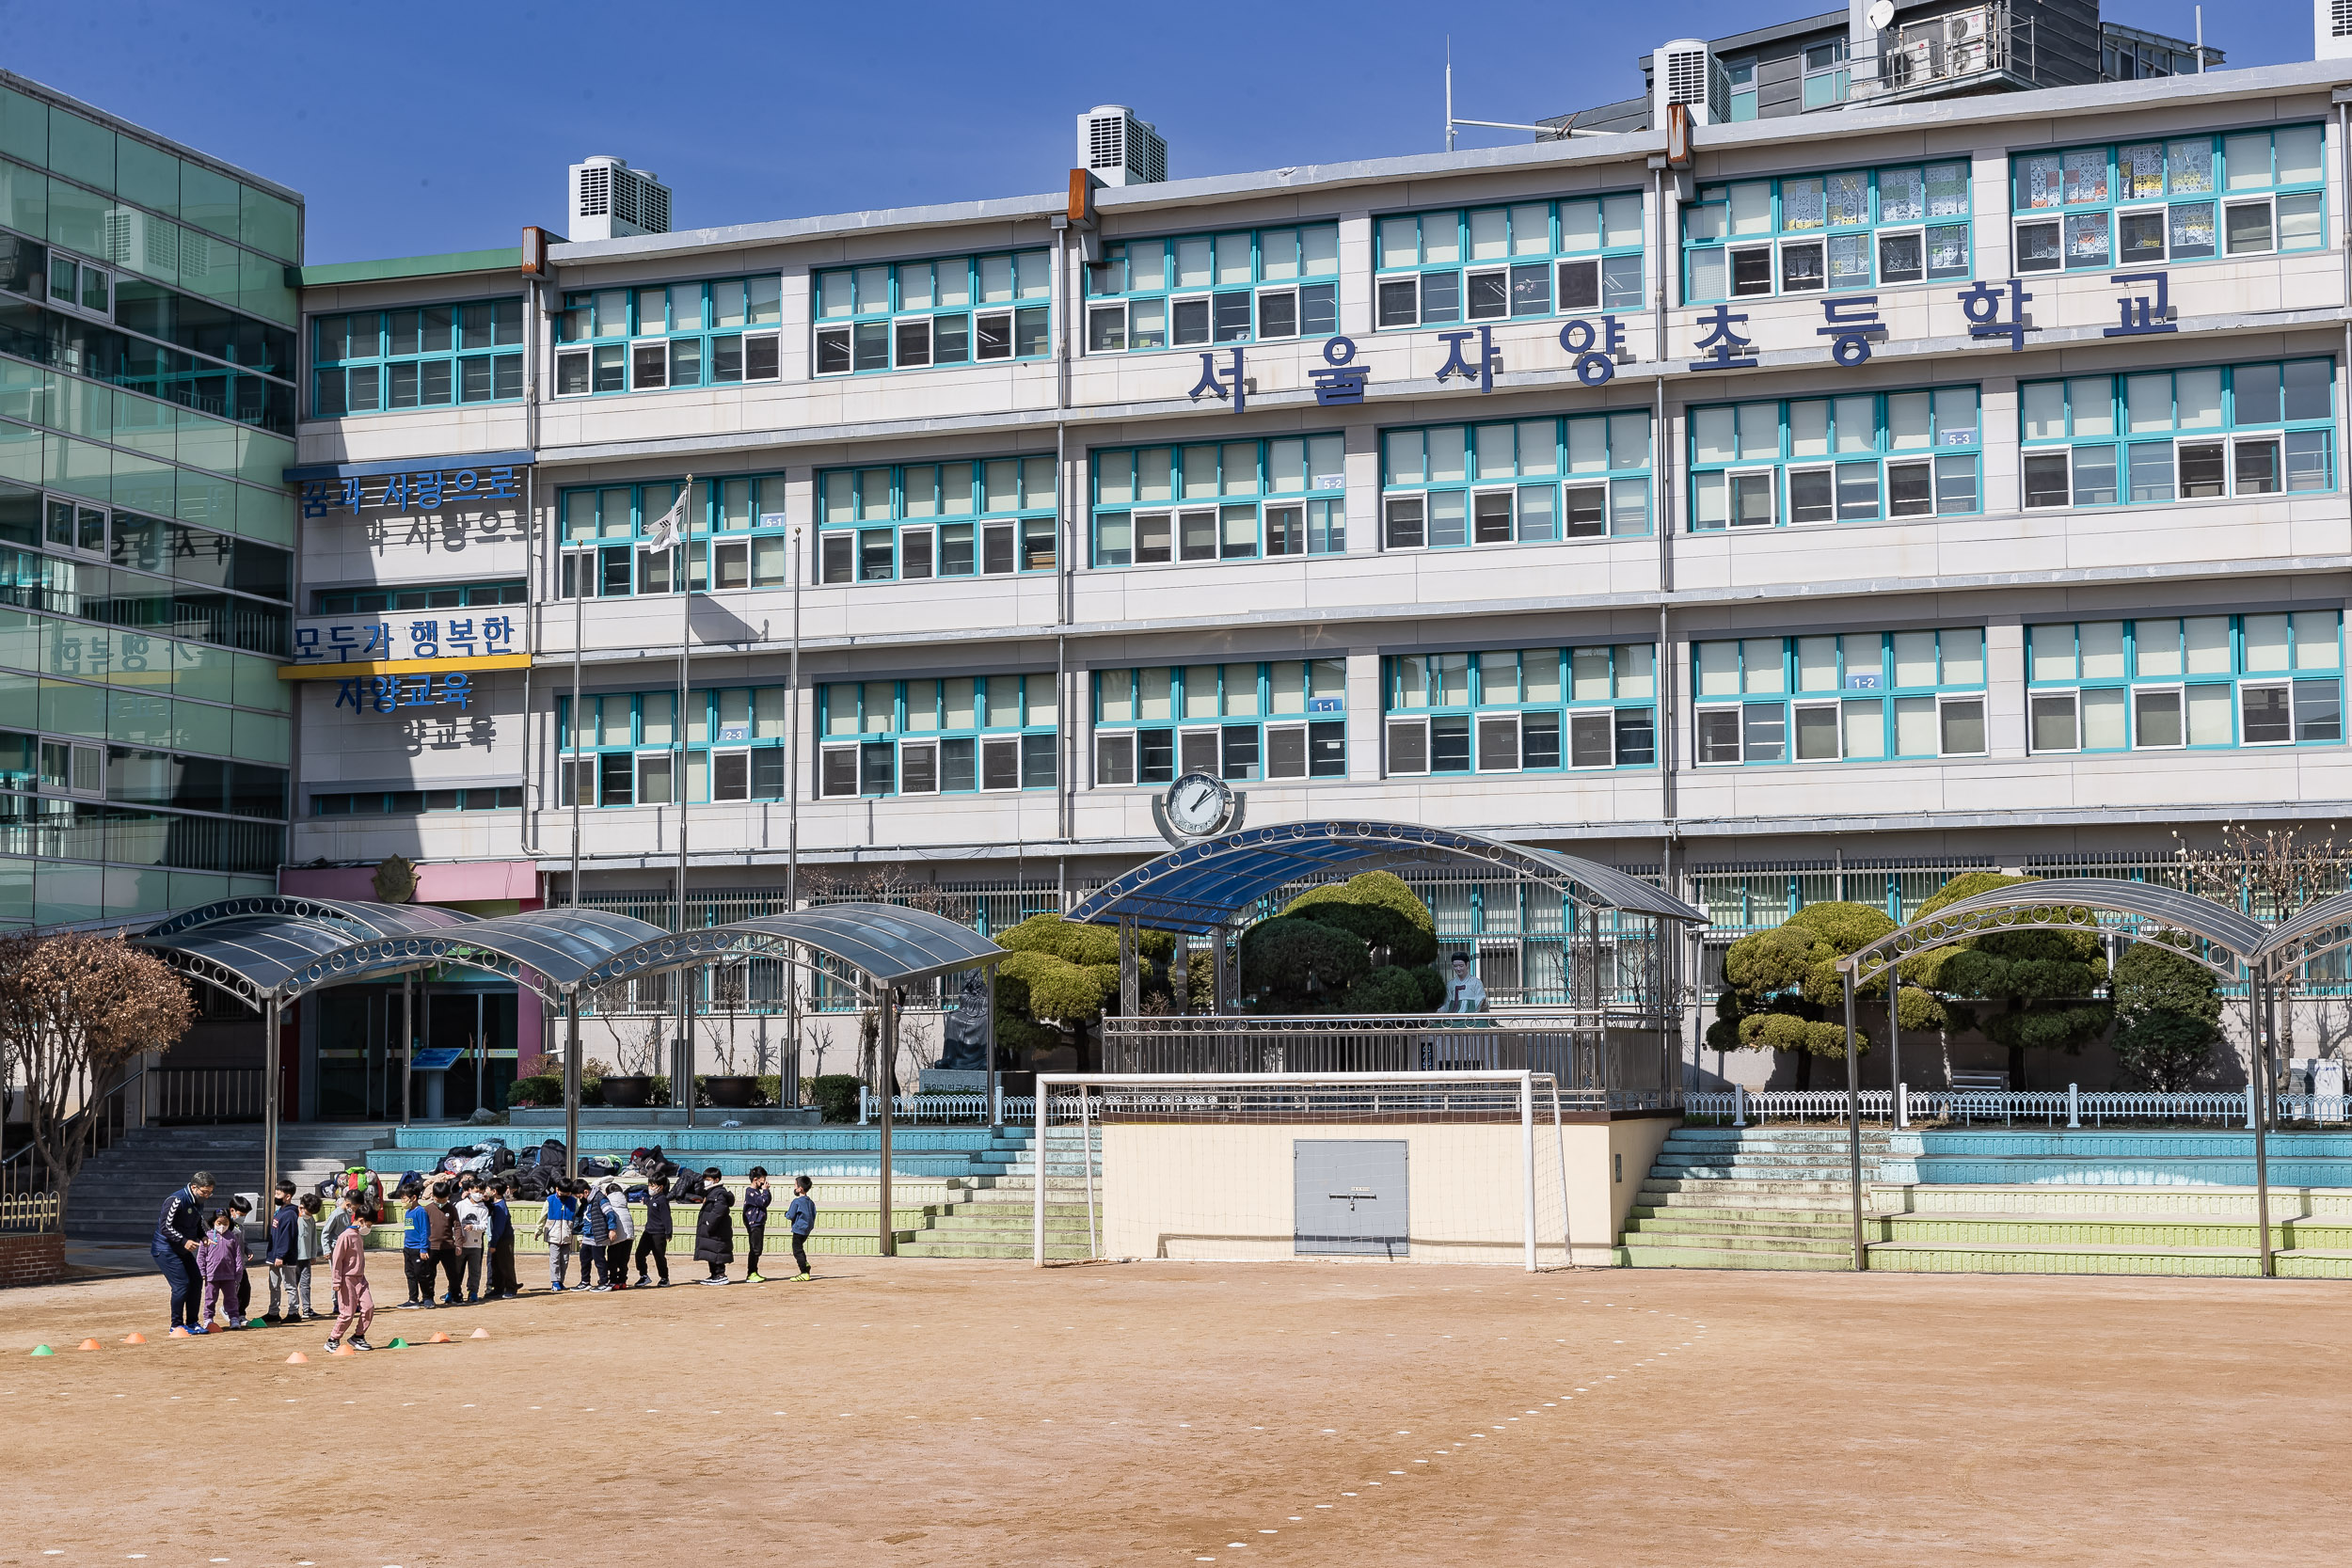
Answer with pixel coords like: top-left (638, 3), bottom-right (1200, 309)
top-left (398, 1300), bottom-right (425, 1310)
top-left (323, 1338), bottom-right (341, 1354)
top-left (590, 1284), bottom-right (612, 1292)
top-left (654, 1279), bottom-right (670, 1288)
top-left (549, 1284), bottom-right (567, 1292)
top-left (744, 1273), bottom-right (766, 1284)
top-left (793, 1272), bottom-right (813, 1281)
top-left (633, 1275), bottom-right (649, 1288)
top-left (350, 1338), bottom-right (375, 1352)
top-left (699, 1275), bottom-right (730, 1285)
top-left (187, 1323), bottom-right (210, 1335)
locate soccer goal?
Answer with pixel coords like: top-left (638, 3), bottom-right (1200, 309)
top-left (1030, 1072), bottom-right (1581, 1270)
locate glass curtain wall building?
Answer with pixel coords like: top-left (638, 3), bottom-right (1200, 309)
top-left (0, 71), bottom-right (298, 928)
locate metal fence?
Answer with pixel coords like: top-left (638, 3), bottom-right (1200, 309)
top-left (0, 1144), bottom-right (59, 1233)
top-left (146, 1068), bottom-right (265, 1124)
top-left (1684, 1085), bottom-right (2350, 1129)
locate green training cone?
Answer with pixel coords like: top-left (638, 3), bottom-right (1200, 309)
top-left (28, 1344), bottom-right (54, 1356)
top-left (385, 1337), bottom-right (407, 1349)
top-left (246, 1317), bottom-right (266, 1328)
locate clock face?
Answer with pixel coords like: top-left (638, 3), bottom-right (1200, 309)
top-left (1165, 772), bottom-right (1232, 837)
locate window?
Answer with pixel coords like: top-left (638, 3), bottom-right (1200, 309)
top-left (1801, 37), bottom-right (1851, 110)
top-left (556, 476), bottom-right (790, 599)
top-left (557, 686), bottom-right (791, 805)
top-left (0, 499), bottom-right (293, 657)
top-left (1726, 57), bottom-right (1758, 122)
top-left (1092, 435), bottom-right (1344, 567)
top-left (1385, 413), bottom-right (1651, 548)
top-left (1375, 197), bottom-right (1643, 330)
top-left (1685, 161), bottom-right (1968, 302)
top-left (311, 578), bottom-right (524, 615)
top-left (819, 455), bottom-right (1056, 584)
top-left (315, 297), bottom-right (523, 417)
top-left (1690, 388), bottom-right (1981, 530)
top-left (2013, 126), bottom-right (2325, 274)
top-left (557, 690), bottom-right (790, 808)
top-left (1088, 224), bottom-right (1337, 353)
top-left (2026, 612), bottom-right (2344, 752)
top-left (819, 673), bottom-right (1056, 797)
top-left (1385, 644), bottom-right (1656, 775)
top-left (1693, 628), bottom-right (1987, 765)
top-left (2020, 358), bottom-right (2335, 511)
top-left (554, 275), bottom-right (781, 397)
top-left (815, 250), bottom-right (1049, 375)
top-left (1094, 660), bottom-right (1343, 786)
top-left (46, 248), bottom-right (111, 321)
top-left (312, 785), bottom-right (520, 816)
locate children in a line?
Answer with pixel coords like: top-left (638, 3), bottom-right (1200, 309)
top-left (787, 1175), bottom-right (818, 1282)
top-left (599, 1181), bottom-right (635, 1289)
top-left (456, 1178), bottom-right (490, 1304)
top-left (195, 1210), bottom-right (246, 1331)
top-left (633, 1174), bottom-right (673, 1287)
top-left (694, 1167), bottom-right (734, 1284)
top-left (323, 1191), bottom-right (374, 1353)
top-left (486, 1179), bottom-right (519, 1299)
top-left (540, 1180), bottom-right (579, 1291)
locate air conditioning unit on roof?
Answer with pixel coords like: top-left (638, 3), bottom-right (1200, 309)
top-left (1654, 39), bottom-right (1731, 126)
top-left (567, 155), bottom-right (672, 243)
top-left (1078, 106), bottom-right (1167, 186)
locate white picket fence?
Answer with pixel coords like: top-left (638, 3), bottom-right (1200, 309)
top-left (1685, 1085), bottom-right (2352, 1129)
top-left (855, 1090), bottom-right (1082, 1126)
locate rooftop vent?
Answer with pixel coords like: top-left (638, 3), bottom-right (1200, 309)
top-left (567, 155), bottom-right (672, 243)
top-left (1077, 105), bottom-right (1167, 186)
top-left (2321, 0), bottom-right (2352, 59)
top-left (1654, 40), bottom-right (1730, 127)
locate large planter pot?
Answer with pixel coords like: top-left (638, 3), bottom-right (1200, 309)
top-left (704, 1074), bottom-right (759, 1109)
top-left (600, 1075), bottom-right (652, 1109)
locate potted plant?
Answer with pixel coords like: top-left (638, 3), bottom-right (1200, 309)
top-left (703, 961), bottom-right (760, 1107)
top-left (600, 1015), bottom-right (660, 1110)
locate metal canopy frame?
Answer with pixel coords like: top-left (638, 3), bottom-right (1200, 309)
top-left (570, 902), bottom-right (1009, 1002)
top-left (1065, 820), bottom-right (1708, 935)
top-left (1832, 876), bottom-right (2287, 1280)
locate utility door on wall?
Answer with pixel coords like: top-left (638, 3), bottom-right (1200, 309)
top-left (1294, 1139), bottom-right (1408, 1259)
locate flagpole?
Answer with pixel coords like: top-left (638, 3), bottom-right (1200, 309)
top-left (675, 478), bottom-right (695, 1129)
top-left (786, 523), bottom-right (803, 1108)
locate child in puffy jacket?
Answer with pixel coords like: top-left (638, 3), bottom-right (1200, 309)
top-left (195, 1212), bottom-right (246, 1330)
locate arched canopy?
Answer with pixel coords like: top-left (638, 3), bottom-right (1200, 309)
top-left (1838, 876), bottom-right (2266, 984)
top-left (571, 902), bottom-right (1007, 998)
top-left (278, 908), bottom-right (673, 1006)
top-left (119, 896), bottom-right (479, 1007)
top-left (1065, 820), bottom-right (1705, 935)
top-left (2254, 888), bottom-right (2352, 974)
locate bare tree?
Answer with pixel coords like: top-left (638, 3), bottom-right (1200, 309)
top-left (0, 931), bottom-right (193, 1226)
top-left (711, 960), bottom-right (747, 1075)
top-left (2173, 822), bottom-right (2352, 1065)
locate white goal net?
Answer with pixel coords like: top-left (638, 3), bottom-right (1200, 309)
top-left (1030, 1072), bottom-right (1578, 1269)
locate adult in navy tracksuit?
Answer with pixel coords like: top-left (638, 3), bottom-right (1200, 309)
top-left (152, 1171), bottom-right (215, 1329)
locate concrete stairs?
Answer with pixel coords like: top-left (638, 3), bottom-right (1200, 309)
top-left (1617, 1127), bottom-right (1894, 1271)
top-left (66, 1123), bottom-right (397, 1241)
top-left (898, 1127), bottom-right (1104, 1260)
top-left (371, 1124), bottom-right (1042, 1184)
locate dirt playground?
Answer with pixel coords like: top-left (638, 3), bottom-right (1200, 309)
top-left (0, 1254), bottom-right (2340, 1566)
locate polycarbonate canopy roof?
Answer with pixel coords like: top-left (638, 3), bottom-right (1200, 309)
top-left (112, 896), bottom-right (480, 1006)
top-left (1841, 876), bottom-right (2270, 981)
top-left (572, 902), bottom-right (1008, 993)
top-left (279, 908), bottom-right (675, 1003)
top-left (1065, 820), bottom-right (1706, 936)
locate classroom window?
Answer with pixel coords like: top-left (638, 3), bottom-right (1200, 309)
top-left (1092, 435), bottom-right (1345, 567)
top-left (1093, 660), bottom-right (1344, 786)
top-left (1689, 388), bottom-right (1981, 530)
top-left (1384, 644), bottom-right (1655, 775)
top-left (1375, 197), bottom-right (1644, 330)
top-left (315, 297), bottom-right (523, 416)
top-left (2019, 358), bottom-right (2335, 510)
top-left (2026, 612), bottom-right (2343, 752)
top-left (1684, 161), bottom-right (1968, 303)
top-left (556, 477), bottom-right (790, 599)
top-left (1087, 224), bottom-right (1338, 353)
top-left (818, 456), bottom-right (1057, 584)
top-left (554, 275), bottom-right (782, 396)
top-left (815, 250), bottom-right (1049, 374)
top-left (2013, 126), bottom-right (2326, 274)
top-left (1383, 413), bottom-right (1652, 549)
top-left (819, 673), bottom-right (1056, 797)
top-left (1693, 628), bottom-right (1987, 765)
top-left (555, 687), bottom-right (790, 805)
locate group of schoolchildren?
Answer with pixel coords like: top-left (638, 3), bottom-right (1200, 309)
top-left (153, 1163), bottom-right (820, 1356)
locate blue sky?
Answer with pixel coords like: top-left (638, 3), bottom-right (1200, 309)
top-left (4, 0), bottom-right (2316, 263)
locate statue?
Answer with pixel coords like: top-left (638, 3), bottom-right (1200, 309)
top-left (938, 972), bottom-right (989, 1069)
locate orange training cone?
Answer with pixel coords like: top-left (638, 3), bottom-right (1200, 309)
top-left (469, 1327), bottom-right (489, 1339)
top-left (167, 1326), bottom-right (191, 1338)
top-left (284, 1351), bottom-right (309, 1364)
top-left (77, 1338), bottom-right (101, 1351)
top-left (427, 1331), bottom-right (452, 1344)
top-left (329, 1342), bottom-right (357, 1357)
top-left (120, 1333), bottom-right (146, 1345)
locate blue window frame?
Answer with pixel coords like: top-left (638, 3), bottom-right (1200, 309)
top-left (1690, 387), bottom-right (1980, 530)
top-left (1384, 644), bottom-right (1656, 775)
top-left (1090, 435), bottom-right (1344, 567)
top-left (1375, 198), bottom-right (1643, 329)
top-left (2012, 126), bottom-right (2326, 273)
top-left (552, 276), bottom-right (781, 396)
top-left (1092, 660), bottom-right (1346, 786)
top-left (312, 298), bottom-right (522, 416)
top-left (1693, 629), bottom-right (1987, 766)
top-left (556, 476), bottom-right (789, 599)
top-left (312, 785), bottom-right (520, 816)
top-left (2019, 359), bottom-right (2335, 509)
top-left (556, 687), bottom-right (790, 806)
top-left (817, 674), bottom-right (1056, 797)
top-left (1383, 413), bottom-right (1651, 549)
top-left (814, 251), bottom-right (1049, 375)
top-left (1801, 38), bottom-right (1851, 110)
top-left (2026, 612), bottom-right (2344, 753)
top-left (1086, 224), bottom-right (1337, 352)
top-left (310, 578), bottom-right (522, 615)
top-left (818, 455), bottom-right (1056, 583)
top-left (1684, 161), bottom-right (1969, 302)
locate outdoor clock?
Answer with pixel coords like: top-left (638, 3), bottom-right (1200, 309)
top-left (1153, 770), bottom-right (1242, 845)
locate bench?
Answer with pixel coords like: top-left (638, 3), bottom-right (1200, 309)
top-left (1948, 1069), bottom-right (2010, 1125)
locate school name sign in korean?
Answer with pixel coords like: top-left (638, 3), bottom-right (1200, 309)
top-left (284, 450), bottom-right (535, 520)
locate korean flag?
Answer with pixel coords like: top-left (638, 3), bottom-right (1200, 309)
top-left (643, 477), bottom-right (693, 554)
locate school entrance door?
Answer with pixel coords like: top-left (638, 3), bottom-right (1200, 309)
top-left (311, 981), bottom-right (517, 1120)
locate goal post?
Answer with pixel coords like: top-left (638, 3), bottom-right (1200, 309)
top-left (1031, 1071), bottom-right (1577, 1271)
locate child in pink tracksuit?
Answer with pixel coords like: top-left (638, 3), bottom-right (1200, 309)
top-left (324, 1192), bottom-right (375, 1352)
top-left (195, 1212), bottom-right (246, 1330)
